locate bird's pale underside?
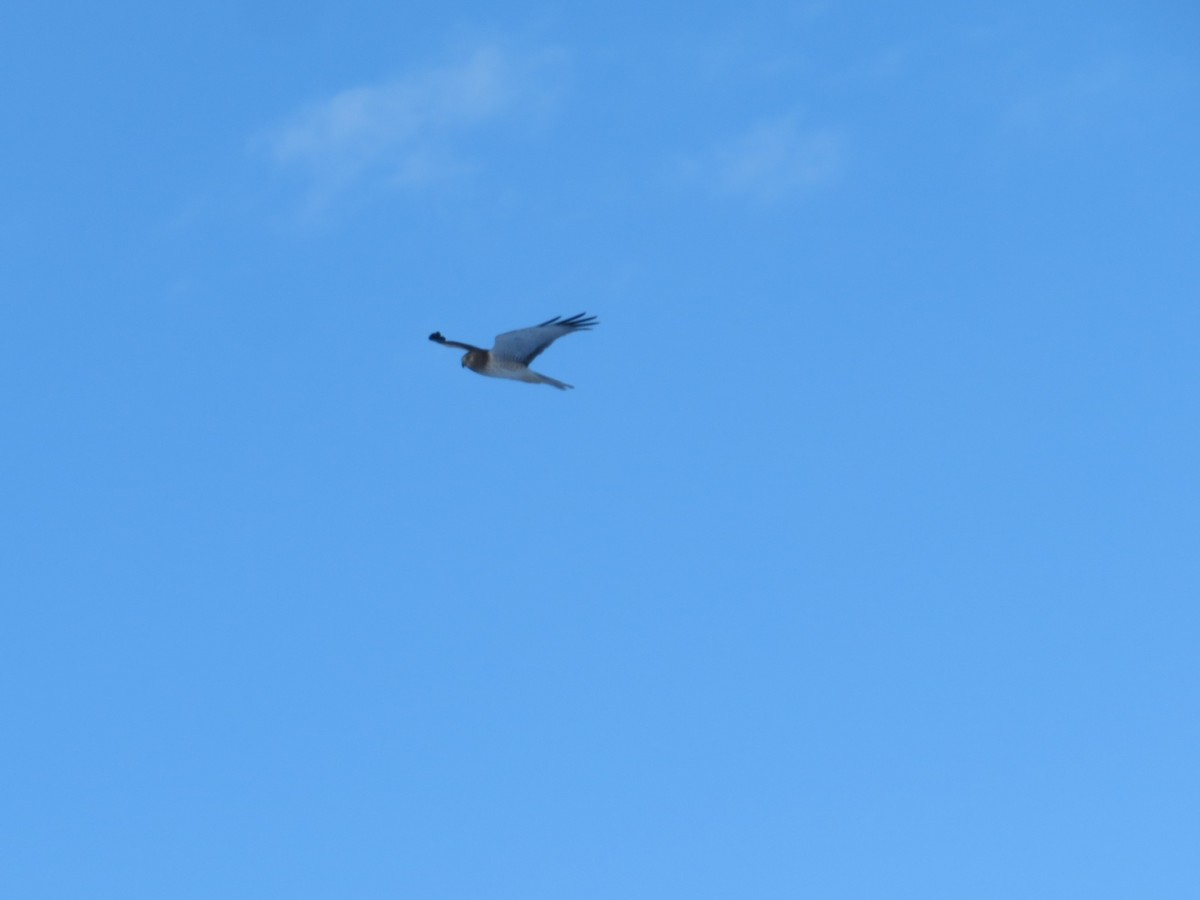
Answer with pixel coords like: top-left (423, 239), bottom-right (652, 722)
top-left (429, 313), bottom-right (598, 390)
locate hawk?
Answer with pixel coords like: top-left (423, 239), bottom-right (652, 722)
top-left (429, 312), bottom-right (598, 390)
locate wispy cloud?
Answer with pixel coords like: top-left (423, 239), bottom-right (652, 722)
top-left (990, 51), bottom-right (1197, 162)
top-left (683, 114), bottom-right (844, 202)
top-left (257, 44), bottom-right (562, 213)
top-left (1005, 59), bottom-right (1138, 133)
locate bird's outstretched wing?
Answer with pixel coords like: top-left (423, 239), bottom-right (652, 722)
top-left (491, 313), bottom-right (598, 365)
top-left (429, 332), bottom-right (483, 352)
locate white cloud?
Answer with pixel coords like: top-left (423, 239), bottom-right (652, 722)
top-left (1004, 60), bottom-right (1135, 133)
top-left (257, 44), bottom-right (560, 211)
top-left (685, 114), bottom-right (844, 202)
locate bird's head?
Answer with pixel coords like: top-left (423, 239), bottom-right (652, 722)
top-left (461, 354), bottom-right (469, 368)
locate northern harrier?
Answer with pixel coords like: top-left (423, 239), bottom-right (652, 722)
top-left (429, 313), bottom-right (598, 390)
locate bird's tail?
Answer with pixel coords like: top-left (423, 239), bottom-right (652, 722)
top-left (533, 371), bottom-right (573, 390)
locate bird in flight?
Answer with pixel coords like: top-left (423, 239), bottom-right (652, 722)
top-left (429, 312), bottom-right (598, 390)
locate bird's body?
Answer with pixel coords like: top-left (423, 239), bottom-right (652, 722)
top-left (430, 313), bottom-right (597, 390)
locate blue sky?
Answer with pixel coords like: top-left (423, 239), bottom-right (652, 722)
top-left (3, 1), bottom-right (1198, 896)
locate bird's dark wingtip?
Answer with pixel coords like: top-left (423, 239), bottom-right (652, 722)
top-left (564, 312), bottom-right (599, 330)
top-left (539, 312), bottom-right (599, 331)
top-left (429, 331), bottom-right (446, 343)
